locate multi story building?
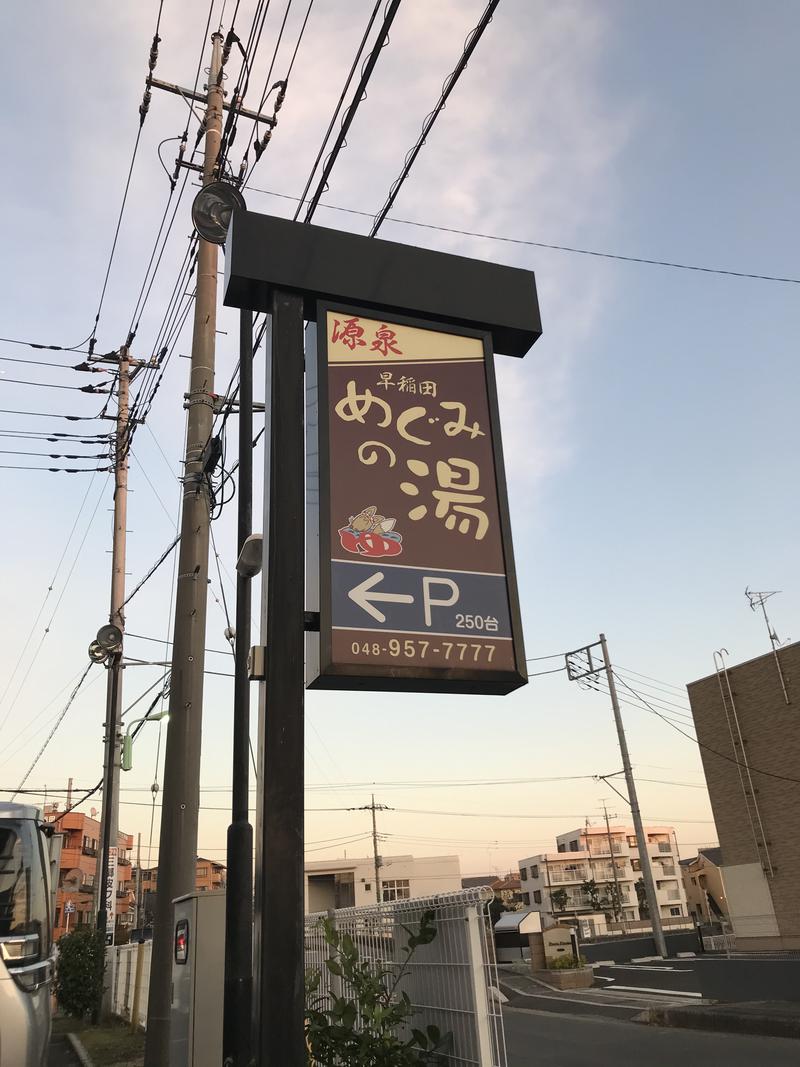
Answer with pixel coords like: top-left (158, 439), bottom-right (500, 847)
top-left (305, 854), bottom-right (461, 912)
top-left (687, 641), bottom-right (800, 949)
top-left (680, 847), bottom-right (728, 924)
top-left (518, 824), bottom-right (687, 927)
top-left (44, 806), bottom-right (134, 941)
top-left (135, 855), bottom-right (226, 925)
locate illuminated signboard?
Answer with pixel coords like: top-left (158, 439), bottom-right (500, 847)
top-left (313, 304), bottom-right (526, 695)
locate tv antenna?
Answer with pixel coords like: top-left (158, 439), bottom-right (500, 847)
top-left (745, 587), bottom-right (790, 704)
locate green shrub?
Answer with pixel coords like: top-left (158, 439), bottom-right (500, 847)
top-left (545, 954), bottom-right (588, 970)
top-left (54, 927), bottom-right (105, 1019)
top-left (305, 910), bottom-right (451, 1065)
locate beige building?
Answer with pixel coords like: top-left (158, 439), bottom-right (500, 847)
top-left (305, 854), bottom-right (461, 912)
top-left (518, 823), bottom-right (688, 927)
top-left (688, 641), bottom-right (800, 950)
top-left (680, 847), bottom-right (728, 924)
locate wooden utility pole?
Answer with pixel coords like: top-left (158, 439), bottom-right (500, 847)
top-left (144, 31), bottom-right (225, 1066)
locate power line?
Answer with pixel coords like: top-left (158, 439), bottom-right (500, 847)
top-left (301, 0), bottom-right (403, 222)
top-left (0, 409), bottom-right (102, 422)
top-left (252, 187), bottom-right (800, 286)
top-left (613, 672), bottom-right (800, 786)
top-left (370, 0), bottom-right (500, 235)
top-left (0, 378), bottom-right (110, 393)
top-left (10, 664), bottom-right (95, 799)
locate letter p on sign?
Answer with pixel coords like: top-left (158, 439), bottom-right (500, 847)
top-left (422, 577), bottom-right (459, 626)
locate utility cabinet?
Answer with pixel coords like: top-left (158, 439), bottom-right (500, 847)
top-left (169, 891), bottom-right (225, 1067)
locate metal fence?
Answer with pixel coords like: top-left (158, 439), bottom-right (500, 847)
top-left (108, 941), bottom-right (151, 1029)
top-left (305, 887), bottom-right (506, 1067)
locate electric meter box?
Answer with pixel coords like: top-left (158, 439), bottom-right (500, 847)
top-left (169, 891), bottom-right (225, 1067)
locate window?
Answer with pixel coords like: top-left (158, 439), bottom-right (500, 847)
top-left (691, 876), bottom-right (697, 885)
top-left (197, 866), bottom-right (209, 878)
top-left (522, 892), bottom-right (530, 905)
top-left (381, 879), bottom-right (410, 902)
top-left (627, 836), bottom-right (637, 848)
top-left (569, 840), bottom-right (579, 852)
top-left (669, 907), bottom-right (681, 916)
top-left (519, 867), bottom-right (528, 881)
top-left (533, 890), bottom-right (542, 904)
top-left (557, 843), bottom-right (565, 853)
top-left (84, 874), bottom-right (95, 887)
top-left (54, 907), bottom-right (61, 928)
top-left (631, 859), bottom-right (641, 871)
top-left (531, 865), bottom-right (539, 880)
top-left (364, 883), bottom-right (371, 892)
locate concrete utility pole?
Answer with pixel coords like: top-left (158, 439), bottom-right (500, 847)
top-left (601, 802), bottom-right (624, 924)
top-left (95, 345), bottom-right (131, 930)
top-left (599, 634), bottom-right (668, 957)
top-left (371, 795), bottom-right (381, 904)
top-left (145, 31), bottom-right (225, 1066)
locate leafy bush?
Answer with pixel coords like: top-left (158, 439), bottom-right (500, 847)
top-left (305, 910), bottom-right (451, 1065)
top-left (545, 954), bottom-right (588, 971)
top-left (54, 927), bottom-right (105, 1019)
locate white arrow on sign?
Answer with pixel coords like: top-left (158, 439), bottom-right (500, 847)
top-left (348, 571), bottom-right (414, 623)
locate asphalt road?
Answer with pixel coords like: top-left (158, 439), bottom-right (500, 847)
top-left (503, 1007), bottom-right (800, 1066)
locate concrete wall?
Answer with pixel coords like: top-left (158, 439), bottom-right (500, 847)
top-left (580, 930), bottom-right (702, 963)
top-left (304, 854), bottom-right (462, 912)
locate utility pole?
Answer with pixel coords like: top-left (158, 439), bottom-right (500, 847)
top-left (145, 31), bottom-right (225, 1066)
top-left (94, 345), bottom-right (131, 933)
top-left (371, 795), bottom-right (382, 904)
top-left (565, 635), bottom-right (667, 956)
top-left (135, 832), bottom-right (142, 931)
top-left (601, 802), bottom-right (624, 925)
top-left (598, 634), bottom-right (667, 957)
top-left (223, 308), bottom-right (254, 1067)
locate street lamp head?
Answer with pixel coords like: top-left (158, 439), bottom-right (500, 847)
top-left (191, 181), bottom-right (247, 245)
top-left (236, 533), bottom-right (263, 578)
top-left (88, 641), bottom-right (108, 663)
top-left (96, 624), bottom-right (123, 652)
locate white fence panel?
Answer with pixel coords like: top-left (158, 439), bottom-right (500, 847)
top-left (306, 887), bottom-right (506, 1067)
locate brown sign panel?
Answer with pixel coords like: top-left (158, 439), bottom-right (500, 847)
top-left (312, 302), bottom-right (527, 694)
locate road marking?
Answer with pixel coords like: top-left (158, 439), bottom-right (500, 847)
top-left (348, 571), bottom-right (414, 622)
top-left (609, 985), bottom-right (703, 998)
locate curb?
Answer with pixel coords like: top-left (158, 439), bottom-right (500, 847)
top-left (642, 1006), bottom-right (800, 1041)
top-left (66, 1032), bottom-right (95, 1067)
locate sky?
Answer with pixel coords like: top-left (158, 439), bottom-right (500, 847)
top-left (1, 0), bottom-right (798, 880)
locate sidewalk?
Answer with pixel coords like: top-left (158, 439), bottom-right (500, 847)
top-left (643, 1000), bottom-right (800, 1041)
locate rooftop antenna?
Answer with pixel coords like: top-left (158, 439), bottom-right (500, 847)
top-left (745, 587), bottom-right (790, 704)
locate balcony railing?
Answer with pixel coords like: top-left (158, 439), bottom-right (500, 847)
top-left (548, 868), bottom-right (588, 884)
top-left (82, 846), bottom-right (97, 857)
top-left (655, 864), bottom-right (676, 876)
top-left (588, 842), bottom-right (624, 855)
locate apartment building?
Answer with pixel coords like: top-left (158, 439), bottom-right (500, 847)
top-left (688, 641), bottom-right (800, 950)
top-left (137, 855), bottom-right (226, 897)
top-left (680, 847), bottom-right (728, 924)
top-left (44, 806), bottom-right (134, 941)
top-left (518, 823), bottom-right (687, 927)
top-left (306, 854), bottom-right (461, 912)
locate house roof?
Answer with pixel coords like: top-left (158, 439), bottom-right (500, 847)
top-left (492, 875), bottom-right (521, 892)
top-left (699, 846), bottom-right (723, 867)
top-left (461, 875), bottom-right (494, 890)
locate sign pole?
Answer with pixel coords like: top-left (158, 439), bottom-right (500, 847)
top-left (253, 289), bottom-right (306, 1065)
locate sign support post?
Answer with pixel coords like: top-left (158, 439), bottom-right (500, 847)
top-left (253, 289), bottom-right (306, 1066)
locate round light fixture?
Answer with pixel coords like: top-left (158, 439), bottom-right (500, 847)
top-left (88, 641), bottom-right (108, 663)
top-left (96, 624), bottom-right (123, 652)
top-left (191, 181), bottom-right (247, 245)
